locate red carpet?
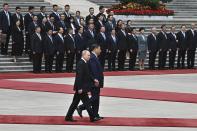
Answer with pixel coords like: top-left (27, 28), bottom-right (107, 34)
top-left (1, 80), bottom-right (197, 103)
top-left (0, 115), bottom-right (197, 127)
top-left (0, 69), bottom-right (197, 79)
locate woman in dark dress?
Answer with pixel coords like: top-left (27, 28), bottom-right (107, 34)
top-left (12, 20), bottom-right (24, 62)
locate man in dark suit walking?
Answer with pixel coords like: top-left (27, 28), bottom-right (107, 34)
top-left (77, 44), bottom-right (104, 120)
top-left (65, 50), bottom-right (101, 122)
top-left (0, 3), bottom-right (12, 55)
top-left (147, 27), bottom-right (158, 70)
top-left (31, 26), bottom-right (43, 73)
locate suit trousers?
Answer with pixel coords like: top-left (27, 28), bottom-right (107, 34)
top-left (187, 50), bottom-right (196, 68)
top-left (177, 49), bottom-right (186, 68)
top-left (149, 51), bottom-right (157, 69)
top-left (66, 92), bottom-right (94, 119)
top-left (33, 53), bottom-right (42, 73)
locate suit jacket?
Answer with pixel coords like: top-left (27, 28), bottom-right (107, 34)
top-left (63, 12), bottom-right (72, 24)
top-left (65, 34), bottom-right (76, 52)
top-left (186, 29), bottom-right (197, 50)
top-left (43, 35), bottom-right (55, 55)
top-left (107, 34), bottom-right (118, 51)
top-left (177, 31), bottom-right (187, 50)
top-left (11, 13), bottom-right (24, 30)
top-left (117, 30), bottom-right (128, 50)
top-left (75, 33), bottom-right (86, 51)
top-left (12, 26), bottom-right (24, 44)
top-left (95, 20), bottom-right (104, 33)
top-left (0, 10), bottom-right (12, 33)
top-left (31, 33), bottom-right (43, 53)
top-left (54, 34), bottom-right (65, 53)
top-left (127, 34), bottom-right (138, 51)
top-left (37, 13), bottom-right (47, 25)
top-left (105, 21), bottom-right (115, 34)
top-left (96, 13), bottom-right (107, 23)
top-left (40, 23), bottom-right (47, 38)
top-left (85, 14), bottom-right (96, 25)
top-left (24, 13), bottom-right (33, 32)
top-left (138, 35), bottom-right (148, 52)
top-left (167, 32), bottom-right (178, 51)
top-left (74, 59), bottom-right (94, 92)
top-left (88, 53), bottom-right (104, 88)
top-left (28, 22), bottom-right (38, 37)
top-left (147, 34), bottom-right (158, 52)
top-left (157, 31), bottom-right (169, 51)
top-left (96, 32), bottom-right (107, 50)
top-left (56, 20), bottom-right (67, 33)
top-left (45, 21), bottom-right (56, 32)
top-left (83, 30), bottom-right (97, 48)
top-left (50, 12), bottom-right (60, 25)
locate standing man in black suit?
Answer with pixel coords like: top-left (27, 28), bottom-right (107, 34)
top-left (157, 24), bottom-right (169, 69)
top-left (75, 26), bottom-right (86, 64)
top-left (56, 14), bottom-right (67, 35)
top-left (44, 29), bottom-right (55, 73)
top-left (168, 26), bottom-right (178, 69)
top-left (85, 7), bottom-right (96, 25)
top-left (117, 23), bottom-right (128, 71)
top-left (31, 26), bottom-right (43, 73)
top-left (63, 4), bottom-right (72, 24)
top-left (37, 6), bottom-right (47, 26)
top-left (28, 15), bottom-right (38, 38)
top-left (54, 27), bottom-right (65, 73)
top-left (96, 26), bottom-right (107, 69)
top-left (127, 27), bottom-right (138, 70)
top-left (177, 25), bottom-right (187, 69)
top-left (24, 6), bottom-right (34, 57)
top-left (147, 27), bottom-right (158, 70)
top-left (50, 5), bottom-right (60, 25)
top-left (77, 44), bottom-right (104, 120)
top-left (96, 6), bottom-right (106, 24)
top-left (84, 23), bottom-right (96, 49)
top-left (65, 50), bottom-right (101, 122)
top-left (46, 16), bottom-right (57, 36)
top-left (11, 6), bottom-right (24, 31)
top-left (95, 14), bottom-right (104, 33)
top-left (65, 28), bottom-right (76, 72)
top-left (186, 23), bottom-right (197, 69)
top-left (107, 28), bottom-right (118, 71)
top-left (105, 15), bottom-right (116, 35)
top-left (0, 3), bottom-right (12, 55)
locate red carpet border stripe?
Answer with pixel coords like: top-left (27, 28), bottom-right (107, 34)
top-left (0, 115), bottom-right (197, 127)
top-left (0, 69), bottom-right (197, 79)
top-left (1, 80), bottom-right (197, 103)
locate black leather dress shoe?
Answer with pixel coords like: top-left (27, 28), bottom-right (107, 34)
top-left (76, 106), bottom-right (83, 118)
top-left (65, 117), bottom-right (77, 122)
top-left (90, 117), bottom-right (102, 122)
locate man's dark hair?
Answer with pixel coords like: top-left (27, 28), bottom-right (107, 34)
top-left (15, 6), bottom-right (21, 10)
top-left (90, 44), bottom-right (100, 52)
top-left (40, 6), bottom-right (46, 11)
top-left (3, 3), bottom-right (9, 7)
top-left (99, 6), bottom-right (104, 10)
top-left (28, 6), bottom-right (34, 10)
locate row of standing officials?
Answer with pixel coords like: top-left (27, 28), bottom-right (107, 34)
top-left (0, 3), bottom-right (197, 73)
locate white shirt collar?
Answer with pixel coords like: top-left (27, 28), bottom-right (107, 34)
top-left (81, 58), bottom-right (87, 63)
top-left (92, 51), bottom-right (97, 57)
